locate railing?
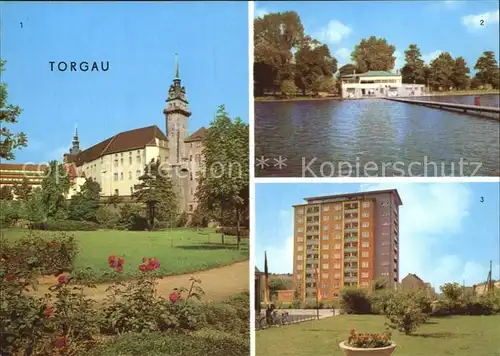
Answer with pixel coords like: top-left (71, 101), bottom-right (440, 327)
top-left (255, 313), bottom-right (318, 330)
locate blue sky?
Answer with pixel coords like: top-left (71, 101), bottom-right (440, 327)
top-left (255, 1), bottom-right (500, 73)
top-left (255, 182), bottom-right (500, 289)
top-left (2, 2), bottom-right (248, 163)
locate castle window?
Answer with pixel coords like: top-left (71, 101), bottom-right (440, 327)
top-left (190, 173), bottom-right (193, 181)
top-left (129, 156), bottom-right (132, 165)
top-left (190, 155), bottom-right (192, 162)
top-left (114, 159), bottom-right (118, 168)
top-left (120, 172), bottom-right (123, 180)
top-left (120, 158), bottom-right (123, 165)
top-left (100, 157), bottom-right (103, 163)
top-left (113, 173), bottom-right (118, 181)
top-left (115, 189), bottom-right (119, 195)
top-left (195, 154), bottom-right (201, 163)
top-left (136, 154), bottom-right (141, 164)
top-left (136, 170), bottom-right (141, 178)
top-left (128, 171), bottom-right (132, 180)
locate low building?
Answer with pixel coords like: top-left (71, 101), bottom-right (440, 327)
top-left (340, 71), bottom-right (426, 99)
top-left (400, 273), bottom-right (435, 297)
top-left (0, 162), bottom-right (85, 199)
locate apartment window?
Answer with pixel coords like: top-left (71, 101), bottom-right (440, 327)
top-left (322, 234), bottom-right (329, 240)
top-left (362, 241), bottom-right (369, 248)
top-left (297, 264), bottom-right (303, 271)
top-left (335, 204), bottom-right (341, 211)
top-left (322, 263), bottom-right (329, 269)
top-left (382, 241), bottom-right (390, 246)
top-left (128, 156), bottom-right (132, 165)
top-left (136, 152), bottom-right (141, 164)
top-left (323, 205), bottom-right (330, 212)
top-left (322, 273), bottom-right (329, 279)
top-left (113, 173), bottom-right (118, 181)
top-left (297, 245), bottom-right (304, 251)
top-left (323, 215), bottom-right (329, 221)
top-left (334, 215), bottom-right (342, 220)
top-left (362, 231), bottom-right (370, 237)
top-left (334, 253), bottom-right (341, 259)
top-left (361, 251), bottom-right (369, 258)
top-left (323, 225), bottom-right (329, 231)
top-left (362, 202), bottom-right (370, 208)
top-left (381, 202), bottom-right (389, 206)
top-left (322, 254), bottom-right (329, 260)
top-left (297, 227), bottom-right (303, 233)
top-left (335, 224), bottom-right (341, 230)
top-left (361, 272), bottom-right (369, 278)
top-left (136, 170), bottom-right (141, 178)
top-left (381, 272), bottom-right (389, 276)
top-left (361, 222), bottom-right (369, 227)
top-left (114, 159), bottom-right (119, 168)
top-left (322, 244), bottom-right (329, 250)
top-left (297, 255), bottom-right (303, 261)
top-left (334, 273), bottom-right (341, 278)
top-left (381, 212), bottom-right (389, 216)
top-left (297, 237), bottom-right (304, 242)
top-left (334, 263), bottom-right (341, 269)
top-left (361, 261), bottom-right (369, 268)
top-left (296, 218), bottom-right (302, 223)
top-left (335, 234), bottom-right (341, 240)
top-left (362, 212), bottom-right (369, 218)
top-left (382, 232), bottom-right (389, 236)
top-left (334, 244), bottom-right (341, 250)
top-left (120, 172), bottom-right (124, 180)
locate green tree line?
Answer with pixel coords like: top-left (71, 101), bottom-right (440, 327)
top-left (254, 11), bottom-right (499, 97)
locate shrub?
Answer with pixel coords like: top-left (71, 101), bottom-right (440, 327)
top-left (1, 232), bottom-right (78, 276)
top-left (119, 203), bottom-right (148, 231)
top-left (95, 207), bottom-right (120, 229)
top-left (369, 290), bottom-right (392, 315)
top-left (215, 226), bottom-right (249, 237)
top-left (340, 288), bottom-right (371, 314)
top-left (280, 79), bottom-right (298, 97)
top-left (385, 291), bottom-right (427, 335)
top-left (31, 219), bottom-right (99, 231)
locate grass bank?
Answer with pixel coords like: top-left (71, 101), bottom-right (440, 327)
top-left (2, 228), bottom-right (249, 282)
top-left (256, 314), bottom-right (500, 356)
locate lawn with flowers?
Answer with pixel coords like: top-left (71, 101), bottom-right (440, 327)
top-left (2, 227), bottom-right (248, 283)
top-left (256, 314), bottom-right (500, 356)
top-left (1, 229), bottom-right (250, 356)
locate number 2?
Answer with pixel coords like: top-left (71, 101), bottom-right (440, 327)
top-left (480, 20), bottom-right (485, 26)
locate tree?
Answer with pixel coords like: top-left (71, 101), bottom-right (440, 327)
top-left (106, 192), bottom-right (123, 209)
top-left (68, 178), bottom-right (101, 222)
top-left (440, 282), bottom-right (462, 303)
top-left (280, 79), bottom-right (298, 97)
top-left (401, 44), bottom-right (425, 84)
top-left (254, 11), bottom-right (305, 95)
top-left (337, 64), bottom-right (359, 77)
top-left (0, 185), bottom-right (14, 200)
top-left (451, 57), bottom-right (470, 90)
top-left (385, 291), bottom-right (427, 335)
top-left (22, 187), bottom-right (46, 224)
top-left (474, 51), bottom-right (499, 89)
top-left (429, 52), bottom-right (455, 90)
top-left (133, 159), bottom-right (178, 230)
top-left (41, 161), bottom-right (71, 218)
top-left (12, 177), bottom-right (32, 201)
top-left (0, 60), bottom-right (27, 160)
top-left (351, 36), bottom-right (396, 73)
top-left (196, 105), bottom-right (249, 250)
top-left (295, 37), bottom-right (338, 95)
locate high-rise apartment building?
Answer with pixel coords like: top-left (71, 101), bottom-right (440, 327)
top-left (292, 189), bottom-right (402, 301)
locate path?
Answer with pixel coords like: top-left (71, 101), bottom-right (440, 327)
top-left (35, 261), bottom-right (249, 303)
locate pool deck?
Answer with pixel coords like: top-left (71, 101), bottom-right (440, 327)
top-left (384, 97), bottom-right (500, 115)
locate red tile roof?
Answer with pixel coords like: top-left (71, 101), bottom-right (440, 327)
top-left (68, 125), bottom-right (167, 167)
top-left (184, 127), bottom-right (207, 143)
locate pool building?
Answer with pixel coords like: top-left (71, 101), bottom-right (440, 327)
top-left (340, 71), bottom-right (426, 99)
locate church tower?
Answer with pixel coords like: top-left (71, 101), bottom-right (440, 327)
top-left (69, 128), bottom-right (81, 155)
top-left (163, 54), bottom-right (191, 165)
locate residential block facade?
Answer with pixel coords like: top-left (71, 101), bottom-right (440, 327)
top-left (292, 189), bottom-right (402, 301)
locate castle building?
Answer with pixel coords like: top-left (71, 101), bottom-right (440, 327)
top-left (62, 56), bottom-right (205, 215)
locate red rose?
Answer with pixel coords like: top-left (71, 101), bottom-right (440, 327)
top-left (139, 264), bottom-right (147, 272)
top-left (169, 292), bottom-right (178, 304)
top-left (108, 255), bottom-right (116, 262)
top-left (118, 256), bottom-right (124, 264)
top-left (142, 256), bottom-right (147, 263)
top-left (54, 336), bottom-right (67, 349)
top-left (116, 265), bottom-right (123, 273)
top-left (57, 274), bottom-right (68, 285)
top-left (44, 305), bottom-right (54, 318)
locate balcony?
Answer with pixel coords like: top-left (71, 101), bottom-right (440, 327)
top-left (344, 277), bottom-right (357, 283)
top-left (344, 256), bottom-right (358, 262)
top-left (306, 240), bottom-right (319, 246)
top-left (344, 246), bottom-right (358, 252)
top-left (344, 266), bottom-right (357, 273)
top-left (344, 237), bottom-right (358, 243)
top-left (344, 207), bottom-right (358, 213)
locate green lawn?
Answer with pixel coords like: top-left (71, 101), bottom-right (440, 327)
top-left (256, 315), bottom-right (500, 356)
top-left (2, 228), bottom-right (248, 281)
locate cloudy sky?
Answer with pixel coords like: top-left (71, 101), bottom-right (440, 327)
top-left (255, 0), bottom-right (499, 71)
top-left (255, 182), bottom-right (500, 290)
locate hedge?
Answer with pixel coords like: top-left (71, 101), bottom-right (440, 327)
top-left (30, 219), bottom-right (99, 231)
top-left (215, 226), bottom-right (249, 237)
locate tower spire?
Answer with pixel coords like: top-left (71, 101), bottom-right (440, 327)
top-left (175, 53), bottom-right (179, 79)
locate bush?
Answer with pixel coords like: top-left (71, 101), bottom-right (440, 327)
top-left (31, 219), bottom-right (99, 231)
top-left (1, 232), bottom-right (78, 276)
top-left (86, 329), bottom-right (249, 356)
top-left (215, 226), bottom-right (249, 237)
top-left (95, 207), bottom-right (120, 229)
top-left (385, 291), bottom-right (427, 335)
top-left (280, 79), bottom-right (298, 97)
top-left (369, 290), bottom-right (391, 315)
top-left (119, 203), bottom-right (148, 231)
top-left (340, 288), bottom-right (371, 314)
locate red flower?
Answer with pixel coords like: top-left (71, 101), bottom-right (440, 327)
top-left (44, 305), bottom-right (54, 318)
top-left (139, 264), bottom-right (147, 272)
top-left (118, 256), bottom-right (124, 265)
top-left (108, 255), bottom-right (116, 262)
top-left (142, 256), bottom-right (147, 263)
top-left (169, 291), bottom-right (178, 304)
top-left (115, 265), bottom-right (123, 273)
top-left (57, 274), bottom-right (68, 285)
top-left (54, 336), bottom-right (67, 349)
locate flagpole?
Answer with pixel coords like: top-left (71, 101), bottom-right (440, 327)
top-left (264, 251), bottom-right (270, 307)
